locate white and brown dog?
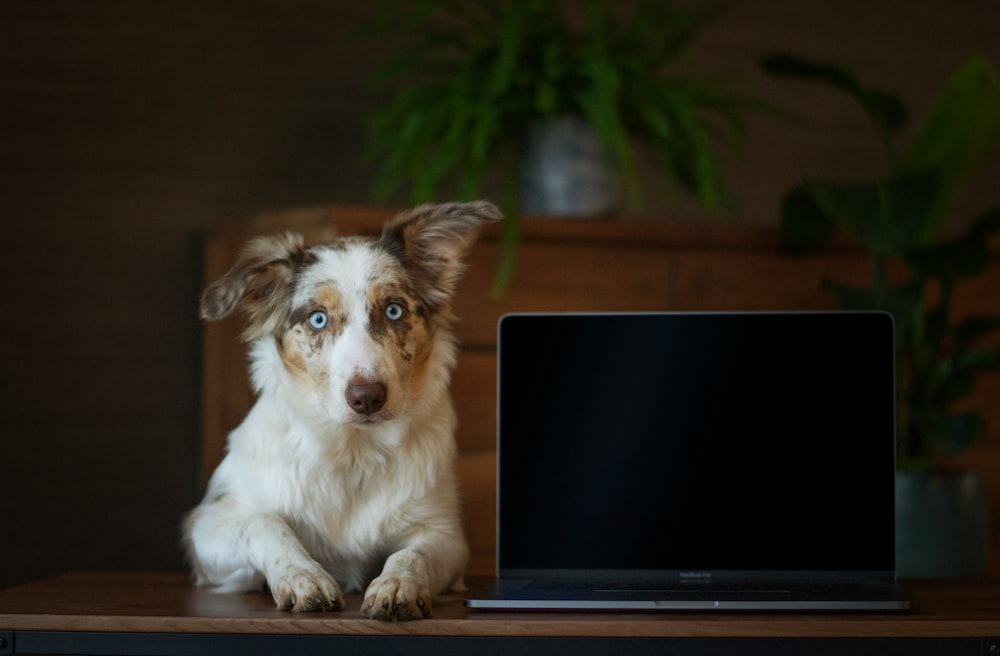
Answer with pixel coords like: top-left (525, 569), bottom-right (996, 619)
top-left (183, 201), bottom-right (500, 620)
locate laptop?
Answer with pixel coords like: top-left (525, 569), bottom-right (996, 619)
top-left (464, 311), bottom-right (911, 612)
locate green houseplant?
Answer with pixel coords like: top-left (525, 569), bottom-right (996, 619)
top-left (764, 53), bottom-right (1000, 575)
top-left (358, 0), bottom-right (760, 286)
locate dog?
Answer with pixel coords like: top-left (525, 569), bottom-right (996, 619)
top-left (182, 201), bottom-right (500, 620)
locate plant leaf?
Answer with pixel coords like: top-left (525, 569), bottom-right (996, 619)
top-left (947, 348), bottom-right (1000, 378)
top-left (931, 349), bottom-right (1000, 408)
top-left (968, 206), bottom-right (1000, 239)
top-left (953, 315), bottom-right (1000, 347)
top-left (905, 229), bottom-right (991, 281)
top-left (821, 276), bottom-right (923, 321)
top-left (760, 53), bottom-right (907, 160)
top-left (897, 55), bottom-right (1000, 241)
top-left (928, 411), bottom-right (984, 458)
top-left (577, 56), bottom-right (640, 207)
top-left (801, 169), bottom-right (939, 257)
top-left (780, 185), bottom-right (836, 255)
top-left (634, 0), bottom-right (729, 69)
top-left (905, 206), bottom-right (1000, 281)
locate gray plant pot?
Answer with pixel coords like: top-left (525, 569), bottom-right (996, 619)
top-left (895, 469), bottom-right (990, 577)
top-left (519, 116), bottom-right (620, 217)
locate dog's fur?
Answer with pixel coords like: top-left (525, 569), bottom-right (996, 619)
top-left (182, 201), bottom-right (500, 620)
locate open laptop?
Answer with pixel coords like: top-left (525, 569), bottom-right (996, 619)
top-left (465, 311), bottom-right (911, 612)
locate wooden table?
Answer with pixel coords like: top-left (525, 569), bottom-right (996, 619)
top-left (0, 571), bottom-right (998, 655)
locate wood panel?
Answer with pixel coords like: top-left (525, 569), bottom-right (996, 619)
top-left (451, 351), bottom-right (497, 455)
top-left (457, 451), bottom-right (498, 577)
top-left (454, 241), bottom-right (675, 346)
top-left (667, 253), bottom-right (868, 311)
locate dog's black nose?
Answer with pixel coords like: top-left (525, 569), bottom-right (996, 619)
top-left (346, 381), bottom-right (387, 415)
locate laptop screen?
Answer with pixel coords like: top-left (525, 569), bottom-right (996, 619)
top-left (497, 311), bottom-right (897, 580)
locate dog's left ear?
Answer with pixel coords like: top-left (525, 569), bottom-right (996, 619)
top-left (380, 201), bottom-right (502, 305)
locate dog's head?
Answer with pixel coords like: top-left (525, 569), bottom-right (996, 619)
top-left (201, 201), bottom-right (501, 427)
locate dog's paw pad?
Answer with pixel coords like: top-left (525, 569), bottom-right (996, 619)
top-left (361, 576), bottom-right (431, 621)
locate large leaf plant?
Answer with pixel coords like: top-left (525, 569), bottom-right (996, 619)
top-left (764, 54), bottom-right (1000, 472)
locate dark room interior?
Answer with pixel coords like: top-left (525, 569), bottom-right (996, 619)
top-left (3, 0), bottom-right (999, 593)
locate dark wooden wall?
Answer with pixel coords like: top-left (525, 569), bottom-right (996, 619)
top-left (2, 1), bottom-right (998, 589)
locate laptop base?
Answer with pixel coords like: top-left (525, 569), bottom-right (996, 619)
top-left (464, 579), bottom-right (912, 612)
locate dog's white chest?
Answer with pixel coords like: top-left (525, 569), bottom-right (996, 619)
top-left (221, 408), bottom-right (418, 552)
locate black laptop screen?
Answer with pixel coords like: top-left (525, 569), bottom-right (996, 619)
top-left (497, 312), bottom-right (897, 577)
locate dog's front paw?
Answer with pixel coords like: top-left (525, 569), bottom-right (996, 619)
top-left (361, 575), bottom-right (431, 620)
top-left (268, 566), bottom-right (344, 612)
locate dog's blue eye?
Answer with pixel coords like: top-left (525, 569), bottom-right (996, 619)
top-left (307, 310), bottom-right (328, 331)
top-left (386, 302), bottom-right (404, 321)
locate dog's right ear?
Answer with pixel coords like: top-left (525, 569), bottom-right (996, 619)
top-left (200, 232), bottom-right (312, 340)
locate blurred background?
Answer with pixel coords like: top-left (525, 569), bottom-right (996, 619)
top-left (2, 1), bottom-right (998, 589)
